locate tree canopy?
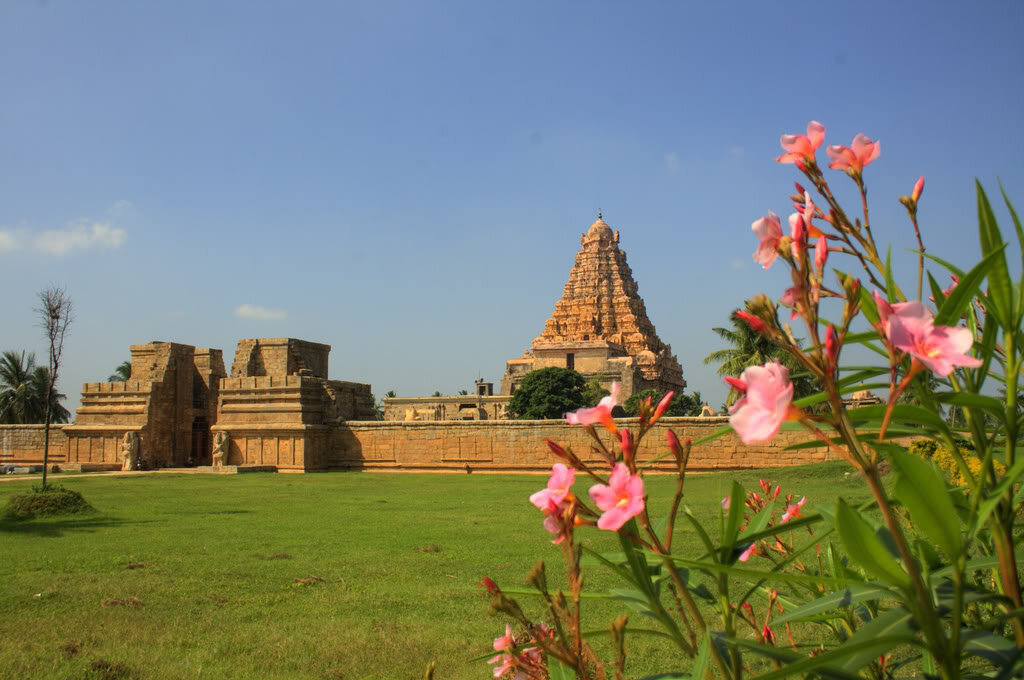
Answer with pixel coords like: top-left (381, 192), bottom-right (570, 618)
top-left (508, 367), bottom-right (587, 420)
top-left (0, 350), bottom-right (71, 425)
top-left (623, 389), bottom-right (705, 417)
top-left (703, 309), bottom-right (818, 407)
top-left (108, 360), bottom-right (131, 382)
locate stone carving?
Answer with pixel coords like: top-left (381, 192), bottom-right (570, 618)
top-left (120, 432), bottom-right (139, 471)
top-left (404, 407), bottom-right (440, 421)
top-left (212, 431), bottom-right (230, 467)
top-left (699, 405), bottom-right (718, 418)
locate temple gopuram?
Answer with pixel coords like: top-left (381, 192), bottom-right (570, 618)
top-left (500, 214), bottom-right (686, 400)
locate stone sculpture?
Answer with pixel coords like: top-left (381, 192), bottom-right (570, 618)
top-left (120, 432), bottom-right (139, 471)
top-left (212, 431), bottom-right (230, 467)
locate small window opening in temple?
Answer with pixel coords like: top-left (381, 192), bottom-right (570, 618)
top-left (566, 353), bottom-right (575, 370)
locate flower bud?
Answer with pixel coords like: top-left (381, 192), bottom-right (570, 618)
top-left (650, 391), bottom-right (674, 424)
top-left (825, 324), bottom-right (839, 368)
top-left (911, 176), bottom-right (924, 203)
top-left (814, 235), bottom-right (828, 272)
top-left (619, 428), bottom-right (634, 463)
top-left (724, 376), bottom-right (748, 394)
top-left (735, 310), bottom-right (767, 334)
top-left (547, 440), bottom-right (568, 459)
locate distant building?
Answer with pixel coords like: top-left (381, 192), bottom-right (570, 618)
top-left (501, 215), bottom-right (686, 401)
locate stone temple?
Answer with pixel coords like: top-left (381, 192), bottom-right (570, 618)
top-left (500, 214), bottom-right (685, 399)
top-left (383, 215), bottom-right (686, 420)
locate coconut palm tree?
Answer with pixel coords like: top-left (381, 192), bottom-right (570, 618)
top-left (0, 350), bottom-right (41, 424)
top-left (30, 366), bottom-right (71, 424)
top-left (703, 310), bottom-right (817, 407)
top-left (108, 360), bottom-right (131, 382)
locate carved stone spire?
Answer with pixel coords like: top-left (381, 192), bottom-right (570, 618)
top-left (532, 216), bottom-right (685, 392)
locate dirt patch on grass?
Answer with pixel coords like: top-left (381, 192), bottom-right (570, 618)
top-left (209, 593), bottom-right (228, 603)
top-left (290, 576), bottom-right (324, 587)
top-left (100, 597), bottom-right (143, 608)
top-left (414, 545), bottom-right (442, 553)
top-left (261, 552), bottom-right (291, 560)
top-left (60, 640), bottom-right (82, 658)
top-left (85, 659), bottom-right (134, 680)
top-left (124, 562), bottom-right (151, 570)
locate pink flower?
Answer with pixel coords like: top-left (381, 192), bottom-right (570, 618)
top-left (493, 625), bottom-right (514, 653)
top-left (588, 463), bottom-right (645, 531)
top-left (788, 212), bottom-right (806, 259)
top-left (826, 134), bottom-right (881, 174)
top-left (780, 286), bottom-right (803, 321)
top-left (887, 301), bottom-right (982, 376)
top-left (777, 121), bottom-right (825, 164)
top-left (721, 496), bottom-right (730, 510)
top-left (728, 362), bottom-right (797, 444)
top-left (566, 382), bottom-right (619, 434)
top-left (529, 464), bottom-right (576, 509)
top-left (752, 212), bottom-right (783, 269)
top-left (542, 499), bottom-right (571, 545)
top-left (738, 542), bottom-right (757, 562)
top-left (873, 290), bottom-right (893, 327)
top-left (781, 496), bottom-right (806, 523)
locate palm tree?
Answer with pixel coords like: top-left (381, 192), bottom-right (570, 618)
top-left (108, 360), bottom-right (131, 382)
top-left (0, 350), bottom-right (71, 424)
top-left (30, 366), bottom-right (71, 424)
top-left (0, 350), bottom-right (41, 424)
top-left (703, 310), bottom-right (817, 407)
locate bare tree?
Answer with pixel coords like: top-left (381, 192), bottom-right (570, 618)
top-left (36, 286), bottom-right (73, 488)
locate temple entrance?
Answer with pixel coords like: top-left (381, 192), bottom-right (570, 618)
top-left (191, 416), bottom-right (211, 466)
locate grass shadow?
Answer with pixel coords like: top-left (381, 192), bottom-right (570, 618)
top-left (0, 515), bottom-right (160, 538)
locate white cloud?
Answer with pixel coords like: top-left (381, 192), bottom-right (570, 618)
top-left (0, 230), bottom-right (22, 252)
top-left (663, 151), bottom-right (681, 171)
top-left (730, 257), bottom-right (746, 271)
top-left (0, 202), bottom-right (131, 256)
top-left (33, 221), bottom-right (126, 256)
top-left (234, 304), bottom-right (287, 321)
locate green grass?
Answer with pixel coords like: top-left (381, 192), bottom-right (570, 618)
top-left (0, 463), bottom-right (869, 679)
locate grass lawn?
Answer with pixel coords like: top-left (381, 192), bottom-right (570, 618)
top-left (0, 463), bottom-right (870, 680)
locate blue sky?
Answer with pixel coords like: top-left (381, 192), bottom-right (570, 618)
top-left (2, 0), bottom-right (1022, 414)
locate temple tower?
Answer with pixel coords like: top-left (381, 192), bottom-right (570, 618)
top-left (501, 215), bottom-right (686, 399)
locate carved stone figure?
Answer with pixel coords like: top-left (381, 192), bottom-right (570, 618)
top-left (212, 431), bottom-right (230, 467)
top-left (120, 432), bottom-right (139, 471)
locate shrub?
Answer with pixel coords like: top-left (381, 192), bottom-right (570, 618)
top-left (507, 367), bottom-right (587, 419)
top-left (4, 484), bottom-right (94, 519)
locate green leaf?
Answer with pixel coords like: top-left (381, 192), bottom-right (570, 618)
top-left (933, 553), bottom-right (1001, 578)
top-left (690, 632), bottom-right (710, 680)
top-left (927, 270), bottom-right (947, 308)
top-left (619, 519), bottom-right (656, 598)
top-left (885, 246), bottom-right (898, 301)
top-left (547, 656), bottom-right (576, 680)
top-left (726, 636), bottom-right (894, 680)
top-left (859, 280), bottom-right (881, 325)
top-left (999, 182), bottom-right (1024, 284)
top-left (922, 251), bottom-right (967, 279)
top-left (883, 443), bottom-right (963, 558)
top-left (935, 392), bottom-right (1006, 421)
top-left (961, 627), bottom-right (1019, 666)
top-left (662, 555), bottom-right (866, 588)
top-left (721, 481), bottom-right (745, 554)
top-left (608, 587), bottom-right (659, 620)
top-left (974, 455), bottom-right (1024, 534)
top-left (847, 403), bottom-right (951, 435)
top-left (935, 244), bottom-right (1008, 326)
top-left (836, 499), bottom-right (909, 587)
top-left (834, 608), bottom-right (918, 672)
top-left (771, 584), bottom-right (896, 626)
top-left (977, 181), bottom-right (1015, 325)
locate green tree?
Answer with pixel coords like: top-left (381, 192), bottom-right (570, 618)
top-left (623, 389), bottom-right (705, 417)
top-left (108, 360), bottom-right (131, 382)
top-left (703, 309), bottom-right (817, 407)
top-left (30, 366), bottom-right (70, 424)
top-left (508, 367), bottom-right (587, 420)
top-left (581, 378), bottom-right (610, 407)
top-left (0, 351), bottom-right (70, 425)
top-left (0, 350), bottom-right (41, 424)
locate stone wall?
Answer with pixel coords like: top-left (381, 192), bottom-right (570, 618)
top-left (0, 425), bottom-right (68, 465)
top-left (330, 417), bottom-right (833, 473)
